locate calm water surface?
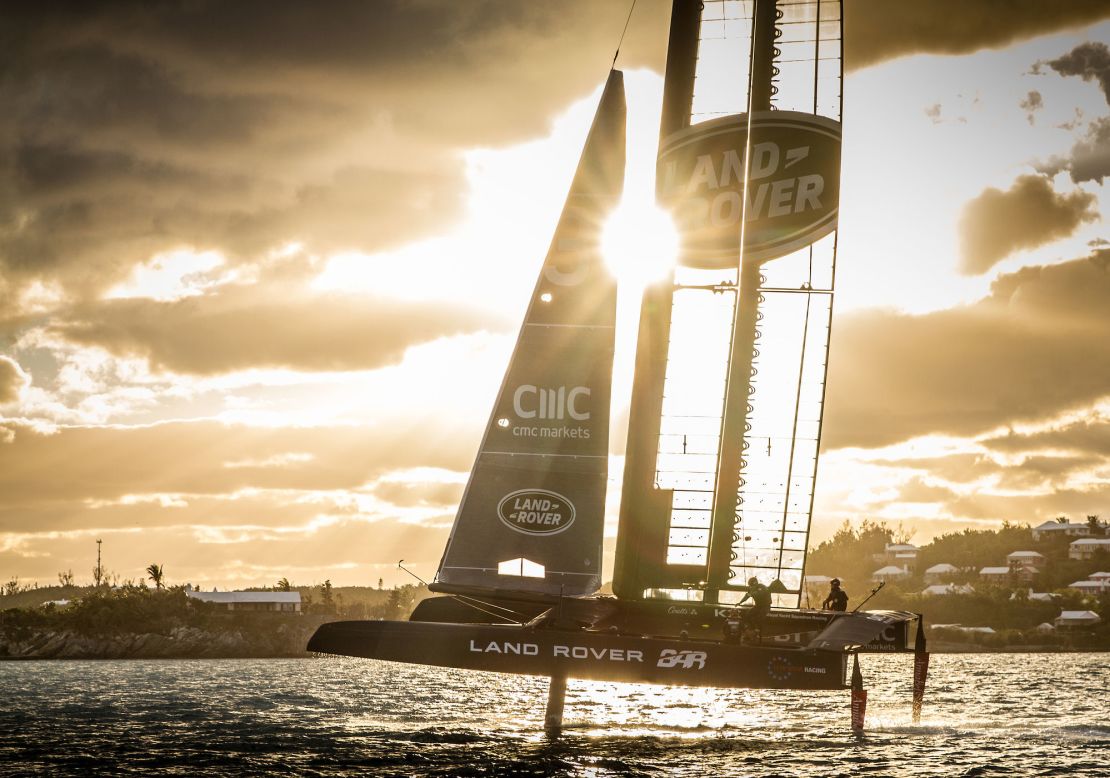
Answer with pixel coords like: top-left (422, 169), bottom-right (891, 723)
top-left (1, 653), bottom-right (1107, 776)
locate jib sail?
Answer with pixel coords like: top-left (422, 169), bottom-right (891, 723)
top-left (433, 70), bottom-right (626, 598)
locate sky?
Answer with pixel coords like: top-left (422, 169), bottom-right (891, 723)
top-left (2, 0), bottom-right (1110, 590)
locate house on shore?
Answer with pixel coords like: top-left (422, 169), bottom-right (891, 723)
top-left (1054, 610), bottom-right (1101, 630)
top-left (872, 565), bottom-right (910, 583)
top-left (1006, 551), bottom-right (1045, 572)
top-left (882, 543), bottom-right (919, 569)
top-left (921, 584), bottom-right (973, 597)
top-left (1069, 538), bottom-right (1110, 561)
top-left (923, 563), bottom-right (959, 584)
top-left (1032, 521), bottom-right (1091, 541)
top-left (978, 566), bottom-right (1012, 584)
top-left (186, 590), bottom-right (302, 612)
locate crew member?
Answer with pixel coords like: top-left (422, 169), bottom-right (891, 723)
top-left (822, 578), bottom-right (849, 612)
top-left (739, 576), bottom-right (771, 642)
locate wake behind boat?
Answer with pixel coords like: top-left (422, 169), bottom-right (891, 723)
top-left (309, 0), bottom-right (930, 732)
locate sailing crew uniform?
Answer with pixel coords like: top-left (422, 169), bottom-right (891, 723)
top-left (823, 586), bottom-right (848, 612)
top-left (740, 580), bottom-right (772, 639)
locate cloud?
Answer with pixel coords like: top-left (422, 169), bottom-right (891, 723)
top-left (0, 420), bottom-right (477, 519)
top-left (1039, 116), bottom-right (1110, 184)
top-left (957, 174), bottom-right (1098, 274)
top-left (846, 1), bottom-right (1110, 71)
top-left (1042, 41), bottom-right (1110, 105)
top-left (825, 254), bottom-right (1110, 448)
top-left (0, 357), bottom-right (31, 404)
top-left (1020, 90), bottom-right (1043, 125)
top-left (49, 280), bottom-right (503, 375)
top-left (983, 413), bottom-right (1110, 456)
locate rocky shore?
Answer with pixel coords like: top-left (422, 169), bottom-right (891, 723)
top-left (0, 617), bottom-right (329, 660)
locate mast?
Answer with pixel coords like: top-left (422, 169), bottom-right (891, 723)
top-left (705, 0), bottom-right (780, 600)
top-left (612, 0), bottom-right (703, 600)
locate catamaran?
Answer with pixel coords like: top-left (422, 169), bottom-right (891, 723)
top-left (309, 0), bottom-right (929, 731)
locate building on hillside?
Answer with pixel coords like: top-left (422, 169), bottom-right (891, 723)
top-left (872, 565), bottom-right (910, 583)
top-left (1034, 622), bottom-right (1055, 633)
top-left (883, 543), bottom-right (919, 568)
top-left (923, 563), bottom-right (959, 584)
top-left (1032, 521), bottom-right (1091, 541)
top-left (932, 624), bottom-right (995, 635)
top-left (186, 590), bottom-right (301, 612)
top-left (1067, 579), bottom-right (1110, 594)
top-left (1054, 610), bottom-right (1101, 630)
top-left (1027, 591), bottom-right (1060, 603)
top-left (921, 584), bottom-right (972, 597)
top-left (1090, 571), bottom-right (1110, 581)
top-left (1068, 538), bottom-right (1110, 560)
top-left (979, 566), bottom-right (1012, 583)
top-left (1006, 551), bottom-right (1045, 571)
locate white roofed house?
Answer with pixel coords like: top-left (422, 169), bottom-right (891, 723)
top-left (923, 563), bottom-right (959, 584)
top-left (1067, 579), bottom-right (1110, 594)
top-left (921, 583), bottom-right (973, 597)
top-left (883, 543), bottom-right (919, 569)
top-left (978, 566), bottom-right (1012, 584)
top-left (1032, 520), bottom-right (1092, 541)
top-left (1068, 538), bottom-right (1110, 561)
top-left (872, 565), bottom-right (910, 583)
top-left (186, 590), bottom-right (302, 612)
top-left (1054, 610), bottom-right (1101, 630)
top-left (1006, 551), bottom-right (1045, 571)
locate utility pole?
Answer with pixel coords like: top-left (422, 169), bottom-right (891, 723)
top-left (94, 538), bottom-right (103, 587)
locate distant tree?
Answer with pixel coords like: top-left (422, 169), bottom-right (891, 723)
top-left (146, 564), bottom-right (165, 589)
top-left (58, 569), bottom-right (75, 587)
top-left (1056, 515), bottom-right (1069, 524)
top-left (3, 578), bottom-right (26, 597)
top-left (276, 577), bottom-right (292, 592)
top-left (1087, 515), bottom-right (1105, 537)
top-left (321, 579), bottom-right (335, 613)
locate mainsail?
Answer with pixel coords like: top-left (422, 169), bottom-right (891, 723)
top-left (615, 0), bottom-right (843, 607)
top-left (434, 70), bottom-right (627, 598)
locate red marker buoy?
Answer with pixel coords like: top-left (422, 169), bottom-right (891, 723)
top-left (850, 654), bottom-right (867, 734)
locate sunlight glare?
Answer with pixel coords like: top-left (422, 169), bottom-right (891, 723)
top-left (601, 199), bottom-right (679, 291)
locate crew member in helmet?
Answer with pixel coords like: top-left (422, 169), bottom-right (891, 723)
top-left (739, 576), bottom-right (772, 642)
top-left (822, 578), bottom-right (849, 612)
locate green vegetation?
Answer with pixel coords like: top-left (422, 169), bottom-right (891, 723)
top-left (807, 519), bottom-right (1110, 649)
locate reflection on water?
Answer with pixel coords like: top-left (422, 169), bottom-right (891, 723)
top-left (1, 653), bottom-right (1108, 776)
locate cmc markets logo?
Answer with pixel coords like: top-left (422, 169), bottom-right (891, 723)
top-left (513, 385), bottom-right (590, 420)
top-left (656, 649), bottom-right (707, 670)
top-left (497, 489), bottom-right (576, 536)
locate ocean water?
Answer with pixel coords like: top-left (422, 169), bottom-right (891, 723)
top-left (1, 653), bottom-right (1107, 777)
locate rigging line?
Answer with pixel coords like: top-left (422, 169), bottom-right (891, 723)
top-left (397, 560), bottom-right (531, 623)
top-left (611, 0), bottom-right (638, 68)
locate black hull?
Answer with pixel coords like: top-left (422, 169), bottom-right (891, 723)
top-left (308, 620), bottom-right (848, 690)
top-left (410, 595), bottom-right (913, 653)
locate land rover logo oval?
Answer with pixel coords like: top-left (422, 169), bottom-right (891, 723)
top-left (497, 489), bottom-right (576, 536)
top-left (657, 110), bottom-right (841, 268)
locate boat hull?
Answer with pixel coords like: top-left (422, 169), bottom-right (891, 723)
top-left (308, 620), bottom-right (849, 690)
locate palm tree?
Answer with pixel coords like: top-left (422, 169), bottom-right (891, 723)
top-left (146, 563), bottom-right (165, 589)
top-left (276, 577), bottom-right (292, 592)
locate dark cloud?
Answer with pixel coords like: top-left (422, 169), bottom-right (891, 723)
top-left (0, 356), bottom-right (30, 404)
top-left (825, 255), bottom-right (1110, 449)
top-left (958, 174), bottom-right (1098, 274)
top-left (370, 481), bottom-right (465, 509)
top-left (846, 1), bottom-right (1110, 71)
top-left (1043, 41), bottom-right (1110, 105)
top-left (1040, 116), bottom-right (1110, 184)
top-left (983, 415), bottom-right (1110, 456)
top-left (50, 284), bottom-right (503, 375)
top-left (1020, 90), bottom-right (1043, 125)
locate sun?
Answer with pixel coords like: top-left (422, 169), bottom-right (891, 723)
top-left (601, 197), bottom-right (680, 290)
